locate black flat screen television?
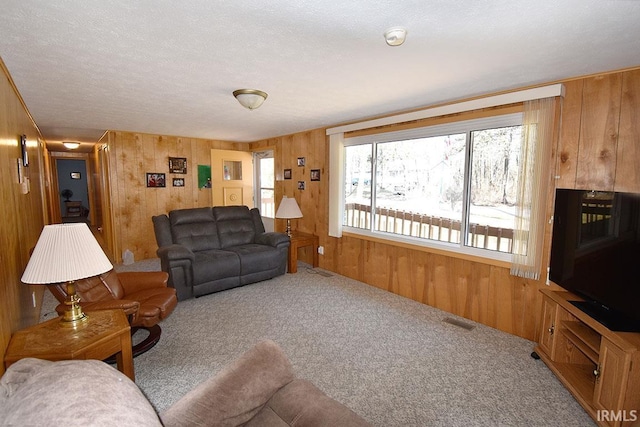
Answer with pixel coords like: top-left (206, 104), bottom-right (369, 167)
top-left (549, 189), bottom-right (640, 332)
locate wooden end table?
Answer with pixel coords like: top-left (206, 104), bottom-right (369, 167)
top-left (288, 232), bottom-right (319, 273)
top-left (64, 200), bottom-right (83, 217)
top-left (4, 309), bottom-right (135, 381)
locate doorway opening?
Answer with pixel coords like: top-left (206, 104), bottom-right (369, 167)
top-left (57, 158), bottom-right (90, 224)
top-left (255, 150), bottom-right (274, 232)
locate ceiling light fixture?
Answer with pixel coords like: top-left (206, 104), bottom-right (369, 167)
top-left (233, 89), bottom-right (268, 110)
top-left (384, 27), bottom-right (407, 46)
top-left (63, 142), bottom-right (80, 150)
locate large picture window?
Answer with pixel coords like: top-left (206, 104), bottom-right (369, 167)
top-left (343, 113), bottom-right (523, 260)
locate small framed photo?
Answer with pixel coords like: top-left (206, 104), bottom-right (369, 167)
top-left (310, 169), bottom-right (320, 181)
top-left (297, 181), bottom-right (305, 190)
top-left (172, 178), bottom-right (185, 187)
top-left (297, 157), bottom-right (305, 167)
top-left (284, 169), bottom-right (292, 180)
top-left (70, 172), bottom-right (81, 180)
top-left (146, 173), bottom-right (166, 188)
top-left (169, 157), bottom-right (187, 174)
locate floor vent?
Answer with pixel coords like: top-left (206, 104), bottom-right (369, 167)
top-left (313, 269), bottom-right (333, 277)
top-left (443, 317), bottom-right (475, 331)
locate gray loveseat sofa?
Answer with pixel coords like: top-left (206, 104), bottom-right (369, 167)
top-left (0, 340), bottom-right (371, 426)
top-left (153, 206), bottom-right (289, 300)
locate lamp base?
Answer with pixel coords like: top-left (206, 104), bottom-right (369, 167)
top-left (60, 281), bottom-right (88, 327)
top-left (285, 219), bottom-right (293, 237)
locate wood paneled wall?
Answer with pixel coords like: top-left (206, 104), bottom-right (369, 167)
top-left (0, 59), bottom-right (46, 374)
top-left (103, 131), bottom-right (245, 262)
top-left (557, 69), bottom-right (640, 193)
top-left (251, 129), bottom-right (328, 263)
top-left (617, 69), bottom-right (640, 192)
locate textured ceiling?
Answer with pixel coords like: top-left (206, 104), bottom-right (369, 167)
top-left (1, 0), bottom-right (640, 147)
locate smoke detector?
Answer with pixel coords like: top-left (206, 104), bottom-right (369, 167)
top-left (384, 27), bottom-right (407, 46)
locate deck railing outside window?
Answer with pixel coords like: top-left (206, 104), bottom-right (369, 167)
top-left (344, 203), bottom-right (514, 253)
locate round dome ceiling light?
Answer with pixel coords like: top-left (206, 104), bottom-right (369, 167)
top-left (384, 27), bottom-right (407, 46)
top-left (233, 89), bottom-right (268, 110)
top-left (63, 142), bottom-right (80, 150)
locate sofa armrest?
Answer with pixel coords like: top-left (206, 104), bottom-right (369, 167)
top-left (156, 245), bottom-right (195, 301)
top-left (160, 340), bottom-right (295, 427)
top-left (157, 244), bottom-right (195, 262)
top-left (255, 232), bottom-right (290, 249)
top-left (117, 271), bottom-right (169, 294)
top-left (0, 359), bottom-right (162, 426)
top-left (249, 379), bottom-right (372, 427)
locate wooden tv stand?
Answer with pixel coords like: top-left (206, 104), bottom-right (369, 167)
top-left (534, 289), bottom-right (640, 427)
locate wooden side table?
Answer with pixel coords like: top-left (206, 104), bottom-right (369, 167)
top-left (288, 232), bottom-right (319, 273)
top-left (64, 200), bottom-right (83, 217)
top-left (4, 309), bottom-right (135, 381)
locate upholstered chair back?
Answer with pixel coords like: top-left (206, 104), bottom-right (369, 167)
top-left (213, 206), bottom-right (256, 248)
top-left (48, 269), bottom-right (124, 303)
top-left (169, 207), bottom-right (221, 252)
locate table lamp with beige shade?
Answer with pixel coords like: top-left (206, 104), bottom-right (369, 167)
top-left (21, 223), bottom-right (113, 326)
top-left (275, 196), bottom-right (303, 237)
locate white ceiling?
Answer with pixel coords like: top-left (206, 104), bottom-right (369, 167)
top-left (1, 1), bottom-right (640, 148)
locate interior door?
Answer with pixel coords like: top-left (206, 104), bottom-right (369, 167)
top-left (211, 149), bottom-right (254, 207)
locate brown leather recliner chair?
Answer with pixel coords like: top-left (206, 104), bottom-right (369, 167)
top-left (48, 270), bottom-right (177, 355)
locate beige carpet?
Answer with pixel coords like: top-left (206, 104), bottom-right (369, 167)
top-left (39, 259), bottom-right (594, 426)
top-left (101, 259), bottom-right (595, 427)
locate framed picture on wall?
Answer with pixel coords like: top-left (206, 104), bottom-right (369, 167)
top-left (310, 169), bottom-right (320, 181)
top-left (297, 157), bottom-right (305, 167)
top-left (146, 173), bottom-right (166, 188)
top-left (169, 157), bottom-right (187, 174)
top-left (297, 181), bottom-right (305, 190)
top-left (173, 178), bottom-right (185, 187)
top-left (284, 169), bottom-right (292, 179)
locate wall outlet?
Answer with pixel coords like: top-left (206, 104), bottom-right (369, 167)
top-left (318, 246), bottom-right (324, 255)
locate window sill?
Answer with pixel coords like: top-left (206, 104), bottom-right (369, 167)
top-left (342, 229), bottom-right (512, 269)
